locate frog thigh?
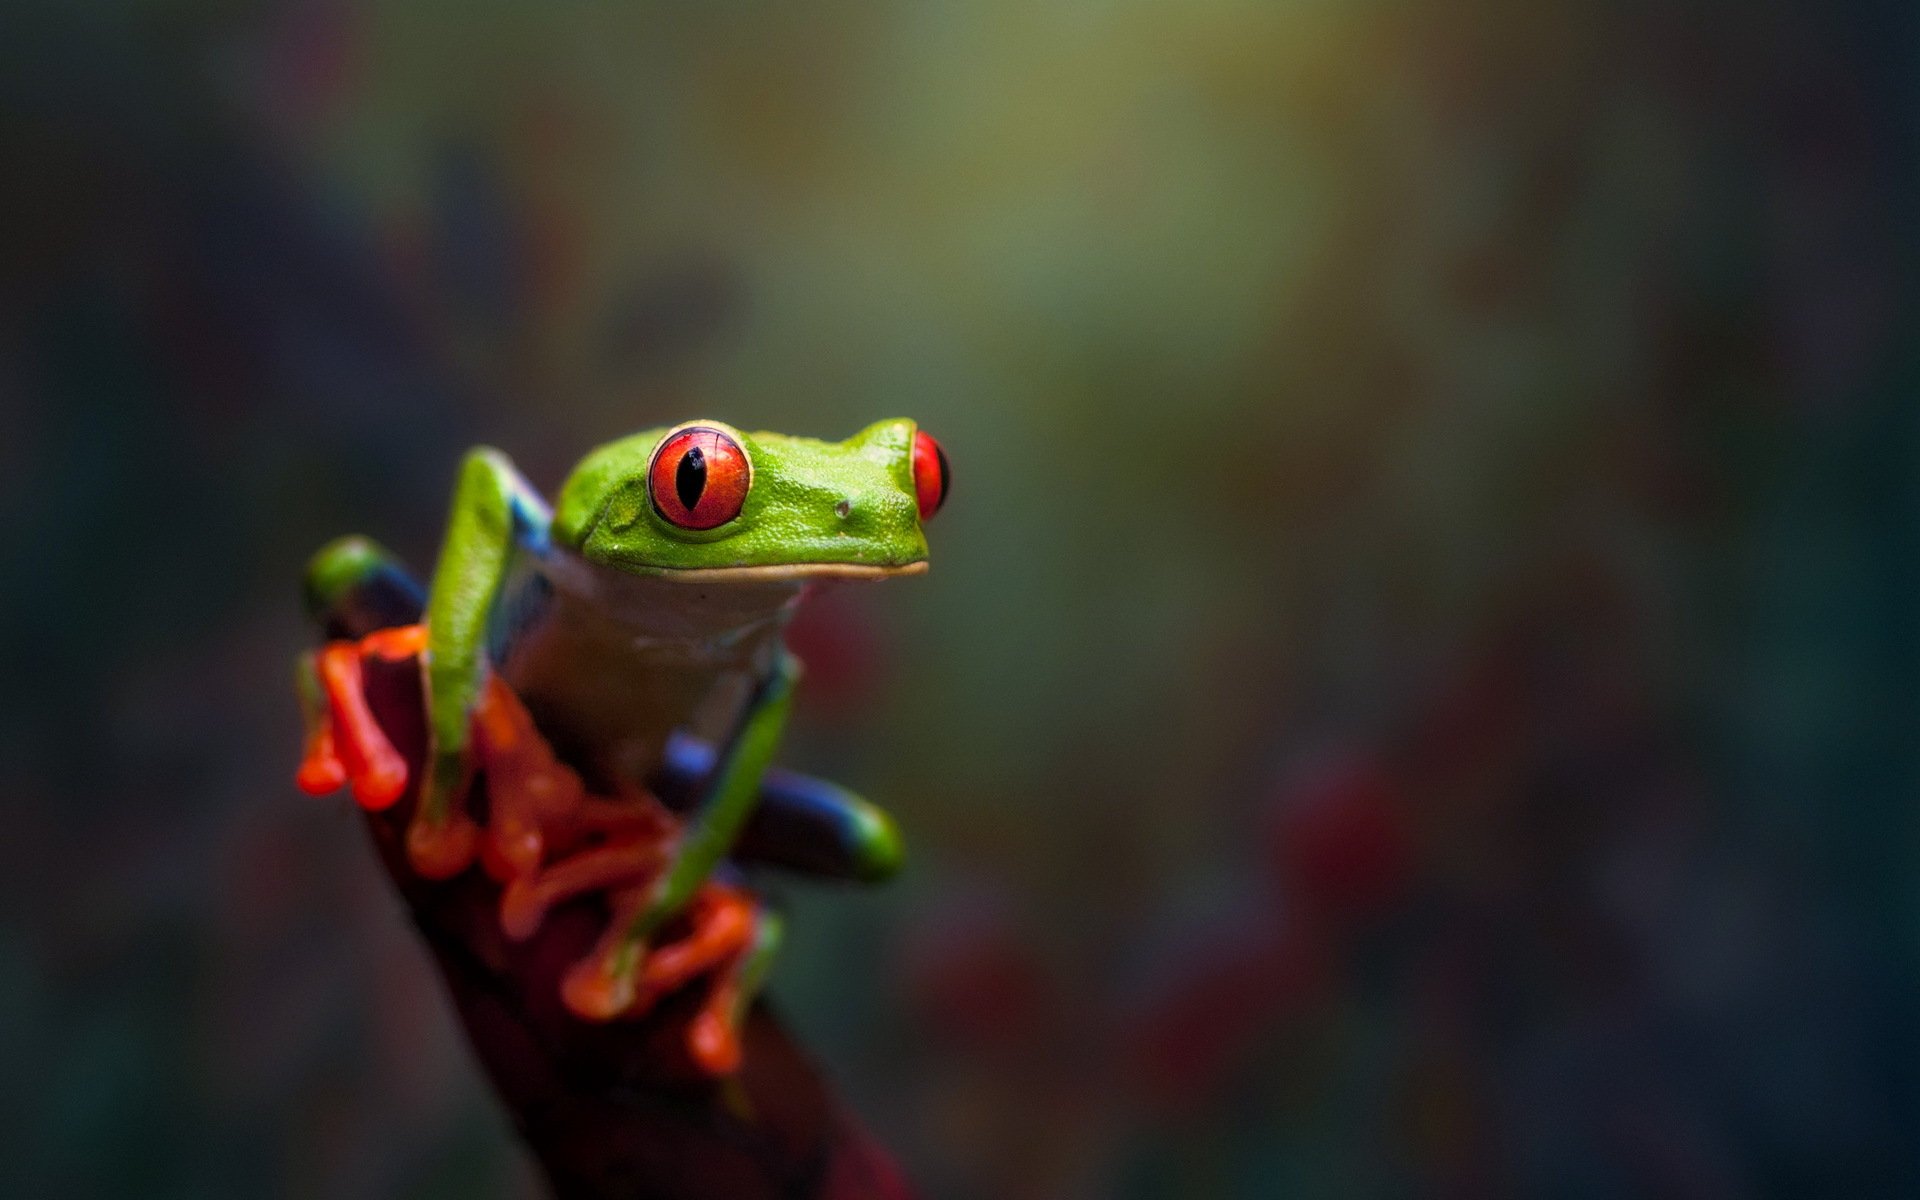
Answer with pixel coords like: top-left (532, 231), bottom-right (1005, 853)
top-left (304, 535), bottom-right (425, 640)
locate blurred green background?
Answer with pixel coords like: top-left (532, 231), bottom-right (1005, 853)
top-left (5, 0), bottom-right (1919, 1196)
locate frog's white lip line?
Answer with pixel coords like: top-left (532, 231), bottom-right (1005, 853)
top-left (642, 560), bottom-right (929, 583)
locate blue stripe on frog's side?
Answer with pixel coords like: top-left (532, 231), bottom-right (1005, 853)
top-left (509, 488), bottom-right (554, 556)
top-left (489, 566), bottom-right (554, 665)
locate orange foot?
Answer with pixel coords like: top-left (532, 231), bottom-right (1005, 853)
top-left (298, 624), bottom-right (425, 810)
top-left (562, 881), bottom-right (761, 1074)
top-left (297, 623), bottom-right (480, 879)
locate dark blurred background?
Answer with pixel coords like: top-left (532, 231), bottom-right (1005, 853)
top-left (5, 1), bottom-right (1919, 1196)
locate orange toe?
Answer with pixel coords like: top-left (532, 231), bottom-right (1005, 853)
top-left (499, 837), bottom-right (666, 941)
top-left (562, 954), bottom-right (640, 1022)
top-left (560, 888), bottom-right (652, 1021)
top-left (318, 642), bottom-right (410, 810)
top-left (407, 811), bottom-right (479, 880)
top-left (639, 886), bottom-right (755, 1003)
top-left (688, 984), bottom-right (744, 1075)
top-left (296, 723), bottom-right (347, 795)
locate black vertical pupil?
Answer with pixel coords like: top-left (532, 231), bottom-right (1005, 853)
top-left (675, 445), bottom-right (707, 511)
top-left (934, 442), bottom-right (951, 507)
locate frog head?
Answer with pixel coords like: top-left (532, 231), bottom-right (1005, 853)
top-left (553, 418), bottom-right (949, 579)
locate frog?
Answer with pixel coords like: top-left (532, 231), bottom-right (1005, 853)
top-left (293, 417), bottom-right (949, 1074)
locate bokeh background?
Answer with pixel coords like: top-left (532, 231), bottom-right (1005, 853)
top-left (6, 0), bottom-right (1919, 1196)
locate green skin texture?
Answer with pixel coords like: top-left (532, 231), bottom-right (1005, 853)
top-left (418, 418), bottom-right (927, 952)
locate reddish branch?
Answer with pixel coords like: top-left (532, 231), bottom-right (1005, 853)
top-left (344, 651), bottom-right (915, 1200)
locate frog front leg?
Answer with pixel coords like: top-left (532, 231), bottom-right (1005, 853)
top-left (413, 447), bottom-right (554, 876)
top-left (297, 536), bottom-right (429, 808)
top-left (300, 453), bottom-right (551, 877)
top-left (564, 652), bottom-right (800, 1019)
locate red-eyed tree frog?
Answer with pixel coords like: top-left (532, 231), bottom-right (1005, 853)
top-left (294, 418), bottom-right (948, 1070)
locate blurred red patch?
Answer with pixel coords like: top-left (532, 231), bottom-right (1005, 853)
top-left (783, 586), bottom-right (886, 717)
top-left (902, 905), bottom-right (1046, 1052)
top-left (1270, 755), bottom-right (1413, 925)
top-left (1131, 923), bottom-right (1326, 1113)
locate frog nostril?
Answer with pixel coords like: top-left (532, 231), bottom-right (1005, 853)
top-left (834, 499), bottom-right (852, 519)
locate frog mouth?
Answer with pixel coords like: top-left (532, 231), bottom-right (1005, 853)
top-left (646, 560), bottom-right (930, 583)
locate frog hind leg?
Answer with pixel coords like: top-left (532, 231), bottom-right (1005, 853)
top-left (655, 732), bottom-right (904, 883)
top-left (304, 534), bottom-right (426, 639)
top-left (295, 536), bottom-right (429, 810)
top-left (295, 650), bottom-right (347, 794)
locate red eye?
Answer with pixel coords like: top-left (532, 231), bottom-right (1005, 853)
top-left (650, 427), bottom-right (750, 530)
top-left (911, 430), bottom-right (950, 520)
